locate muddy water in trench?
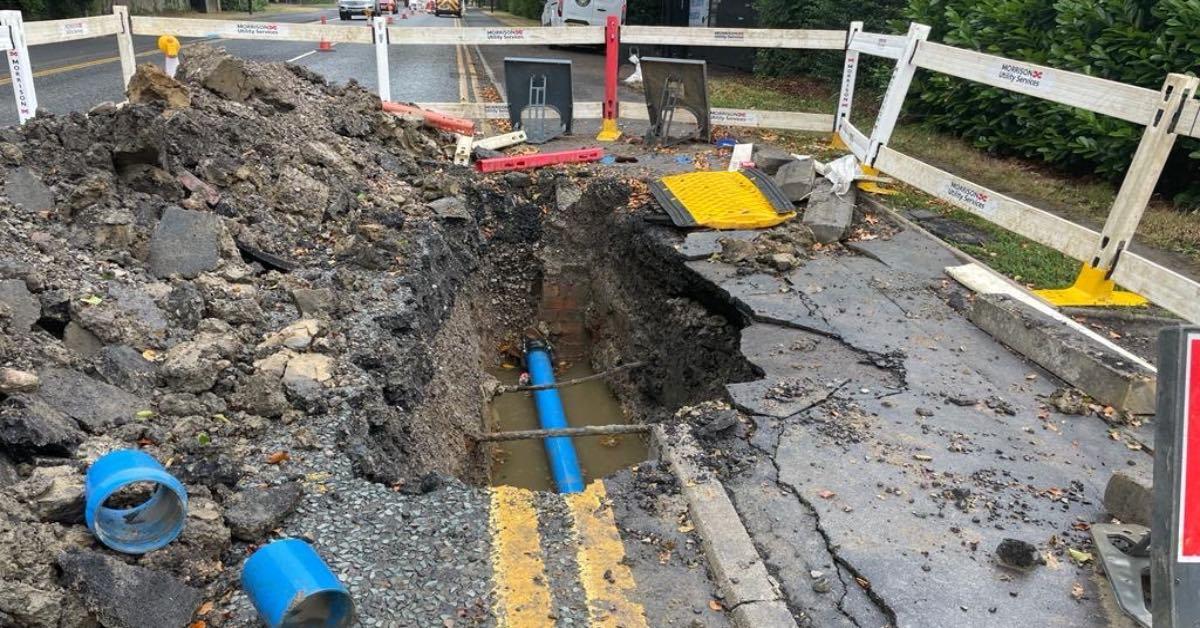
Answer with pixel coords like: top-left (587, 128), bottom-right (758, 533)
top-left (488, 363), bottom-right (648, 492)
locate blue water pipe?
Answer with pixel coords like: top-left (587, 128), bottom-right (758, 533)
top-left (84, 449), bottom-right (188, 554)
top-left (242, 538), bottom-right (354, 628)
top-left (524, 340), bottom-right (585, 493)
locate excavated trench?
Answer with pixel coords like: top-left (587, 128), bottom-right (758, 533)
top-left (368, 174), bottom-right (760, 489)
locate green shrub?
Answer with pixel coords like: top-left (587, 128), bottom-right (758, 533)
top-left (905, 0), bottom-right (1200, 205)
top-left (753, 0), bottom-right (906, 85)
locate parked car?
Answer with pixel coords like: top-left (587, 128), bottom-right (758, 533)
top-left (542, 0), bottom-right (626, 26)
top-left (338, 0), bottom-right (394, 19)
top-left (338, 0), bottom-right (372, 19)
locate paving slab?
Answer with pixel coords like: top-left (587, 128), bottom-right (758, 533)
top-left (691, 224), bottom-right (1150, 627)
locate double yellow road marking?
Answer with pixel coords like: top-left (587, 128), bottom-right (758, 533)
top-left (490, 481), bottom-right (648, 627)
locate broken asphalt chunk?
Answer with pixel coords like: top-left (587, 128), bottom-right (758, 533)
top-left (58, 548), bottom-right (202, 628)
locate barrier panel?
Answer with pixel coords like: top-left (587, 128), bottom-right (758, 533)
top-left (850, 22), bottom-right (1200, 324)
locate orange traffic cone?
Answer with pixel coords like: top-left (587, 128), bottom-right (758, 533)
top-left (317, 15), bottom-right (334, 52)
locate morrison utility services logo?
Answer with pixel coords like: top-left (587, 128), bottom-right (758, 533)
top-left (993, 62), bottom-right (1054, 91)
top-left (711, 110), bottom-right (761, 126)
top-left (7, 49), bottom-right (32, 119)
top-left (234, 22), bottom-right (283, 37)
top-left (486, 28), bottom-right (526, 41)
top-left (945, 180), bottom-right (996, 215)
top-left (713, 30), bottom-right (745, 41)
top-left (61, 21), bottom-right (88, 37)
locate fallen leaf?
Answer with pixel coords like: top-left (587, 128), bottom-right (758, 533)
top-left (266, 451), bottom-right (290, 465)
top-left (1068, 548), bottom-right (1092, 564)
top-left (817, 490), bottom-right (836, 499)
top-left (913, 454), bottom-right (933, 462)
top-left (142, 349), bottom-right (160, 361)
top-left (1070, 582), bottom-right (1085, 600)
top-left (80, 295), bottom-right (103, 306)
top-left (708, 600), bottom-right (723, 611)
top-left (197, 601), bottom-right (214, 616)
top-left (188, 622), bottom-right (206, 628)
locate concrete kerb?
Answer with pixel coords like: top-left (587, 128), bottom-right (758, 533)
top-left (860, 194), bottom-right (1158, 414)
top-left (651, 425), bottom-right (798, 628)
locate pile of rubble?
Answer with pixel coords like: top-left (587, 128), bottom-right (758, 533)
top-left (0, 46), bottom-right (498, 626)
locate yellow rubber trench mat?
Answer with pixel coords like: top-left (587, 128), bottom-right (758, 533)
top-left (649, 168), bottom-right (796, 230)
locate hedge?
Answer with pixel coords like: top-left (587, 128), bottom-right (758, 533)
top-left (753, 0), bottom-right (907, 85)
top-left (904, 0), bottom-right (1200, 205)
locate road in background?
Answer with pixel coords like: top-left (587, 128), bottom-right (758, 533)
top-left (0, 7), bottom-right (528, 125)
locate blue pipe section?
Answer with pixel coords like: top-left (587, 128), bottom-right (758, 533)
top-left (525, 342), bottom-right (585, 493)
top-left (242, 538), bottom-right (354, 628)
top-left (84, 449), bottom-right (188, 554)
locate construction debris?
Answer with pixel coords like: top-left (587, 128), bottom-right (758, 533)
top-left (803, 179), bottom-right (857, 243)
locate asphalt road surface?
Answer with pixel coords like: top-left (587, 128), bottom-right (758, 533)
top-left (0, 6), bottom-right (621, 127)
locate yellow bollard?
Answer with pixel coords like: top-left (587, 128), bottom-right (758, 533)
top-left (157, 35), bottom-right (181, 78)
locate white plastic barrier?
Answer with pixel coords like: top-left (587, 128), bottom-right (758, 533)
top-left (853, 22), bottom-right (1200, 323)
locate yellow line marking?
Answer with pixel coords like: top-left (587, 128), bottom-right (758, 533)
top-left (454, 17), bottom-right (469, 103)
top-left (489, 485), bottom-right (554, 628)
top-left (565, 480), bottom-right (648, 628)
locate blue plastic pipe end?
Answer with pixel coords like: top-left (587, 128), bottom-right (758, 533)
top-left (84, 449), bottom-right (188, 554)
top-left (242, 539), bottom-right (355, 628)
top-left (524, 342), bottom-right (585, 494)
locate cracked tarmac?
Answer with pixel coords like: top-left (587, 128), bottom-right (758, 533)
top-left (675, 223), bottom-right (1150, 627)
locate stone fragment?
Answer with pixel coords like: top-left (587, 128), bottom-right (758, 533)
top-left (58, 548), bottom-right (202, 628)
top-left (230, 372), bottom-right (290, 418)
top-left (995, 538), bottom-right (1044, 571)
top-left (802, 179), bottom-right (856, 244)
top-left (10, 465), bottom-right (83, 523)
top-left (774, 158), bottom-right (816, 203)
top-left (148, 206), bottom-right (224, 279)
top-left (5, 167), bottom-right (54, 213)
top-left (1104, 472), bottom-right (1152, 527)
top-left (62, 321), bottom-right (103, 357)
top-left (750, 145), bottom-right (793, 175)
top-left (223, 482), bottom-right (303, 541)
top-left (0, 394), bottom-right (84, 454)
top-left (157, 324), bottom-right (238, 394)
top-left (428, 196), bottom-right (470, 220)
top-left (719, 238), bottom-right (757, 264)
top-left (768, 253), bottom-right (799, 272)
top-left (282, 353), bottom-right (334, 396)
top-left (0, 278), bottom-right (39, 334)
top-left (291, 287), bottom-right (334, 317)
top-left (0, 368), bottom-right (38, 393)
top-left (93, 345), bottom-right (158, 396)
top-left (37, 368), bottom-right (143, 433)
top-left (0, 580), bottom-right (62, 628)
top-left (258, 319), bottom-right (324, 352)
top-left (0, 452), bottom-right (17, 488)
top-left (255, 349), bottom-right (296, 378)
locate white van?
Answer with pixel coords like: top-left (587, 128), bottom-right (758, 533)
top-left (541, 0), bottom-right (626, 27)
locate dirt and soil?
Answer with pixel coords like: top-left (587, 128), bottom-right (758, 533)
top-left (0, 46), bottom-right (562, 626)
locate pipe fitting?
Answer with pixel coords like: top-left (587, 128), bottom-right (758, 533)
top-left (84, 449), bottom-right (188, 554)
top-left (242, 538), bottom-right (354, 628)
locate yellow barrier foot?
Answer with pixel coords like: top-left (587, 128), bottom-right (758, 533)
top-left (857, 164), bottom-right (897, 196)
top-left (1034, 265), bottom-right (1149, 308)
top-left (596, 119), bottom-right (622, 142)
top-left (829, 132), bottom-right (847, 151)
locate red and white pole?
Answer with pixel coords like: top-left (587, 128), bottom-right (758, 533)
top-left (596, 15), bottom-right (621, 142)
